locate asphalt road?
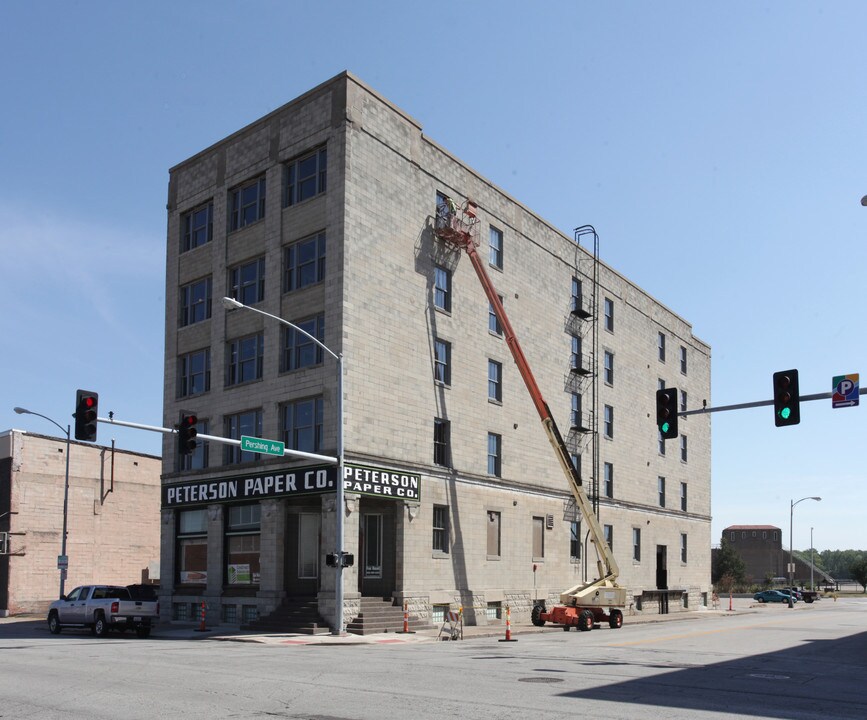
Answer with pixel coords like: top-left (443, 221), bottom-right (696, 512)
top-left (1, 597), bottom-right (864, 720)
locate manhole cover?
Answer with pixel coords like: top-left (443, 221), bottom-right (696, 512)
top-left (518, 677), bottom-right (564, 684)
top-left (747, 673), bottom-right (790, 681)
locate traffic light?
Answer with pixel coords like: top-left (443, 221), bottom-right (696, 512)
top-left (325, 553), bottom-right (339, 567)
top-left (773, 369), bottom-right (800, 427)
top-left (178, 413), bottom-right (198, 455)
top-left (656, 388), bottom-right (679, 439)
top-left (74, 390), bottom-right (99, 441)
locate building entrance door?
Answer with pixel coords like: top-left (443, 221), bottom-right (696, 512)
top-left (656, 545), bottom-right (668, 590)
top-left (284, 511), bottom-right (320, 596)
top-left (358, 508), bottom-right (395, 598)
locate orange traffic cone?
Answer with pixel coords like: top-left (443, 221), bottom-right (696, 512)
top-left (397, 600), bottom-right (415, 634)
top-left (195, 600), bottom-right (208, 632)
top-left (499, 605), bottom-right (518, 642)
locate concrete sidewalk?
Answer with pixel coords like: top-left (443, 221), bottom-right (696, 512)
top-left (157, 598), bottom-right (771, 646)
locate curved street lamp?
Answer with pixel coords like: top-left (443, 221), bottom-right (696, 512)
top-left (13, 406), bottom-right (71, 598)
top-left (221, 297), bottom-right (346, 635)
top-left (789, 496), bottom-right (821, 608)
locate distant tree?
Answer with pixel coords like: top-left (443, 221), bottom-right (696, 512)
top-left (850, 557), bottom-right (867, 592)
top-left (714, 539), bottom-right (746, 585)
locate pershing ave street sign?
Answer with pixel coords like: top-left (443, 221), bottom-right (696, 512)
top-left (240, 435), bottom-right (286, 456)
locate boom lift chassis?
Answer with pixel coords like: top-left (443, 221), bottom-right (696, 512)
top-left (435, 199), bottom-right (626, 631)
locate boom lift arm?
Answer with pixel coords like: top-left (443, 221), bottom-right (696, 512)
top-left (434, 199), bottom-right (626, 630)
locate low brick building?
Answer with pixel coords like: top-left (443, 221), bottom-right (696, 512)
top-left (0, 430), bottom-right (161, 615)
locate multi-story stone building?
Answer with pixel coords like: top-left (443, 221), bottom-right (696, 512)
top-left (160, 71), bottom-right (712, 631)
top-left (0, 430), bottom-right (161, 615)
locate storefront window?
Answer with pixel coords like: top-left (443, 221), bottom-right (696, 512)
top-left (177, 509), bottom-right (207, 584)
top-left (226, 504), bottom-right (261, 585)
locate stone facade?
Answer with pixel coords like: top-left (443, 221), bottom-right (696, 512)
top-left (161, 72), bottom-right (712, 630)
top-left (0, 430), bottom-right (161, 615)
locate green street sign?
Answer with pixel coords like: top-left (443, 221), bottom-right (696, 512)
top-left (240, 435), bottom-right (285, 457)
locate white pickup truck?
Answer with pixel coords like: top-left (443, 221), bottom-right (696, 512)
top-left (47, 585), bottom-right (159, 638)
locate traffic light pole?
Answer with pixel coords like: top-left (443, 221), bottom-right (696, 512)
top-left (678, 388), bottom-right (867, 417)
top-left (98, 416), bottom-right (338, 465)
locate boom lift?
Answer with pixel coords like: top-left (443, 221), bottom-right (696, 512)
top-left (434, 198), bottom-right (627, 631)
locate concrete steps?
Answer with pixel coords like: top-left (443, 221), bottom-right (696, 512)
top-left (345, 597), bottom-right (433, 635)
top-left (242, 597), bottom-right (330, 635)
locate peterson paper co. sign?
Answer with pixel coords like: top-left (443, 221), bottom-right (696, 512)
top-left (163, 463), bottom-right (421, 508)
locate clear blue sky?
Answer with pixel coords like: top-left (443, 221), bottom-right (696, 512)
top-left (2, 2), bottom-right (864, 551)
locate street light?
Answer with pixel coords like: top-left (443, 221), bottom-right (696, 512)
top-left (13, 406), bottom-right (71, 599)
top-left (789, 496), bottom-right (821, 608)
top-left (810, 527), bottom-right (814, 592)
top-left (221, 297), bottom-right (346, 635)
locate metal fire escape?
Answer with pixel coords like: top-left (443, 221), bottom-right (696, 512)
top-left (569, 226), bottom-right (600, 520)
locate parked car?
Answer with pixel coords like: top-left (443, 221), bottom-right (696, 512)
top-left (754, 590), bottom-right (794, 603)
top-left (777, 588), bottom-right (803, 601)
top-left (47, 585), bottom-right (159, 637)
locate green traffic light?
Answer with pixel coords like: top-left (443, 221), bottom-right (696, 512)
top-left (780, 407), bottom-right (791, 420)
top-left (661, 421), bottom-right (670, 433)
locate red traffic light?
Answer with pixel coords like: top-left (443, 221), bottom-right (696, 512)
top-left (74, 389), bottom-right (99, 442)
top-left (178, 413), bottom-right (198, 455)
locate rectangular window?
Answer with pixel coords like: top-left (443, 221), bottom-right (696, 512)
top-left (487, 433), bottom-right (502, 477)
top-left (571, 393), bottom-right (582, 429)
top-left (487, 510), bottom-right (501, 558)
top-left (680, 345), bottom-right (687, 374)
top-left (604, 524), bottom-right (613, 551)
top-left (571, 453), bottom-right (581, 476)
top-left (283, 232), bottom-right (326, 292)
top-left (633, 528), bottom-right (641, 562)
top-left (570, 520), bottom-right (582, 561)
top-left (230, 176), bottom-right (266, 231)
top-left (489, 226), bottom-right (503, 269)
top-left (532, 516), bottom-right (545, 559)
top-left (432, 505), bottom-right (449, 554)
top-left (658, 332), bottom-right (666, 362)
top-left (229, 257), bottom-right (266, 305)
top-left (604, 462), bottom-right (614, 498)
top-left (434, 338), bottom-right (451, 385)
top-left (282, 397), bottom-right (324, 454)
top-left (681, 434), bottom-right (688, 462)
top-left (680, 482), bottom-right (688, 512)
top-left (177, 509), bottom-right (208, 584)
top-left (282, 314), bottom-right (324, 372)
top-left (681, 533), bottom-right (688, 563)
top-left (571, 277), bottom-right (583, 314)
top-left (226, 333), bottom-right (264, 386)
top-left (570, 335), bottom-right (582, 372)
top-left (488, 360), bottom-right (502, 402)
top-left (489, 297), bottom-right (503, 335)
top-left (181, 201), bottom-right (213, 252)
top-left (658, 476), bottom-right (666, 507)
top-left (284, 146), bottom-right (327, 206)
top-left (604, 405), bottom-right (614, 439)
top-left (604, 297), bottom-right (614, 332)
top-left (434, 418), bottom-right (450, 467)
top-left (604, 350), bottom-right (614, 385)
top-left (226, 503), bottom-right (261, 585)
top-left (434, 265), bottom-right (451, 312)
top-left (224, 410), bottom-right (263, 464)
top-left (178, 348), bottom-right (211, 398)
top-left (179, 419), bottom-right (209, 471)
top-left (180, 277), bottom-right (212, 327)
top-left (680, 389), bottom-right (688, 413)
top-left (658, 431), bottom-right (666, 456)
